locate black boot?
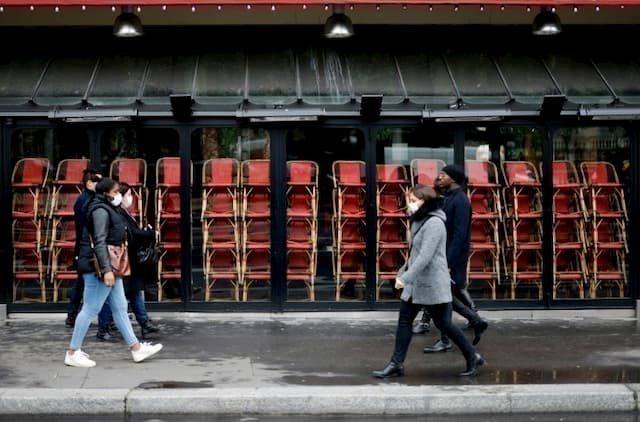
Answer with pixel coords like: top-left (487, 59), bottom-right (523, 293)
top-left (460, 353), bottom-right (485, 377)
top-left (96, 329), bottom-right (115, 342)
top-left (423, 338), bottom-right (453, 353)
top-left (141, 320), bottom-right (159, 337)
top-left (472, 320), bottom-right (489, 346)
top-left (372, 361), bottom-right (405, 379)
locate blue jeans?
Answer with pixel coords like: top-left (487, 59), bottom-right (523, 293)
top-left (98, 291), bottom-right (149, 330)
top-left (69, 273), bottom-right (139, 350)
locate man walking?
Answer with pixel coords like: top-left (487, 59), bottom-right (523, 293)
top-left (423, 164), bottom-right (489, 353)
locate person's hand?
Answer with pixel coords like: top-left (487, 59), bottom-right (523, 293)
top-left (395, 278), bottom-right (405, 290)
top-left (104, 271), bottom-right (115, 287)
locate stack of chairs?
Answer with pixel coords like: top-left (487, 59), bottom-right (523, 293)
top-left (465, 160), bottom-right (502, 300)
top-left (201, 158), bottom-right (241, 301)
top-left (156, 157), bottom-right (192, 302)
top-left (241, 160), bottom-right (271, 301)
top-left (580, 162), bottom-right (628, 297)
top-left (376, 164), bottom-right (409, 300)
top-left (11, 158), bottom-right (49, 302)
top-left (545, 161), bottom-right (588, 298)
top-left (110, 158), bottom-right (147, 227)
top-left (410, 158), bottom-right (446, 187)
top-left (332, 161), bottom-right (366, 301)
top-left (49, 159), bottom-right (90, 302)
top-left (286, 161), bottom-right (319, 301)
top-left (502, 161), bottom-right (543, 299)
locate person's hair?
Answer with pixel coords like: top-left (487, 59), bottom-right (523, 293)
top-left (410, 184), bottom-right (439, 202)
top-left (82, 168), bottom-right (101, 185)
top-left (95, 177), bottom-right (119, 195)
top-left (118, 182), bottom-right (131, 196)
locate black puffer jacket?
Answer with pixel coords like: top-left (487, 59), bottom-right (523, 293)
top-left (118, 207), bottom-right (155, 293)
top-left (76, 194), bottom-right (127, 276)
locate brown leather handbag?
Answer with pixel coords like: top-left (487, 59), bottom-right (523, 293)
top-left (91, 237), bottom-right (131, 279)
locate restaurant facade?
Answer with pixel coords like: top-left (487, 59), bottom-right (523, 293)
top-left (2, 1), bottom-right (640, 312)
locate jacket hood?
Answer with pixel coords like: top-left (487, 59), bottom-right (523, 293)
top-left (428, 208), bottom-right (447, 221)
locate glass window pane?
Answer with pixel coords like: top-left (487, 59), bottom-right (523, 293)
top-left (446, 51), bottom-right (509, 104)
top-left (593, 57), bottom-right (640, 104)
top-left (347, 49), bottom-right (404, 104)
top-left (299, 47), bottom-right (351, 105)
top-left (396, 52), bottom-right (456, 105)
top-left (0, 57), bottom-right (46, 105)
top-left (375, 128), bottom-right (454, 301)
top-left (287, 128), bottom-right (366, 301)
top-left (496, 53), bottom-right (560, 104)
top-left (553, 127), bottom-right (630, 299)
top-left (143, 56), bottom-right (196, 104)
top-left (247, 49), bottom-right (297, 105)
top-left (544, 55), bottom-right (613, 104)
top-left (89, 56), bottom-right (147, 106)
top-left (195, 52), bottom-right (245, 105)
top-left (35, 57), bottom-right (97, 106)
top-left (465, 127), bottom-right (544, 301)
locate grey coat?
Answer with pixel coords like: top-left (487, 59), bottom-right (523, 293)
top-left (397, 209), bottom-right (452, 306)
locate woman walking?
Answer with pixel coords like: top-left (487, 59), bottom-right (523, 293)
top-left (65, 177), bottom-right (162, 368)
top-left (372, 185), bottom-right (484, 378)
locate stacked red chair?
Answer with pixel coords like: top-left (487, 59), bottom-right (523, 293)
top-left (156, 157), bottom-right (192, 302)
top-left (110, 158), bottom-right (148, 227)
top-left (580, 161), bottom-right (628, 297)
top-left (502, 161), bottom-right (543, 299)
top-left (11, 158), bottom-right (49, 302)
top-left (49, 159), bottom-right (89, 302)
top-left (241, 160), bottom-right (271, 301)
top-left (544, 161), bottom-right (588, 298)
top-left (286, 161), bottom-right (318, 301)
top-left (465, 160), bottom-right (502, 299)
top-left (201, 158), bottom-right (240, 301)
top-left (410, 158), bottom-right (445, 187)
top-left (376, 164), bottom-right (409, 300)
top-left (332, 161), bottom-right (366, 301)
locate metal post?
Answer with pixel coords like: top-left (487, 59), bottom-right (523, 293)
top-left (0, 120), bottom-right (10, 305)
top-left (453, 126), bottom-right (465, 166)
top-left (179, 126), bottom-right (193, 310)
top-left (542, 124), bottom-right (554, 308)
top-left (269, 128), bottom-right (287, 311)
top-left (628, 124), bottom-right (640, 302)
top-left (365, 126), bottom-right (378, 306)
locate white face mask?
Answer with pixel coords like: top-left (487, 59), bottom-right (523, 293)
top-left (122, 193), bottom-right (133, 209)
top-left (110, 192), bottom-right (123, 207)
top-left (407, 200), bottom-right (424, 216)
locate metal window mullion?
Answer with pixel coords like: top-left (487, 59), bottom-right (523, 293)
top-left (590, 58), bottom-right (619, 102)
top-left (542, 124), bottom-right (554, 307)
top-left (365, 126), bottom-right (378, 306)
top-left (82, 57), bottom-right (102, 105)
top-left (441, 55), bottom-right (463, 106)
top-left (30, 58), bottom-right (52, 103)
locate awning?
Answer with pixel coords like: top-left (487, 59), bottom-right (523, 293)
top-left (0, 26), bottom-right (637, 120)
top-left (2, 0), bottom-right (640, 5)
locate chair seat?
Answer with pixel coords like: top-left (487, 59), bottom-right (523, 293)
top-left (470, 243), bottom-right (498, 250)
top-left (337, 243), bottom-right (366, 251)
top-left (594, 212), bottom-right (625, 218)
top-left (379, 242), bottom-right (409, 250)
top-left (12, 183), bottom-right (42, 188)
top-left (379, 211), bottom-right (406, 218)
top-left (52, 211), bottom-right (74, 217)
top-left (243, 272), bottom-right (271, 279)
top-left (555, 242), bottom-right (583, 250)
top-left (54, 241), bottom-right (75, 248)
top-left (12, 212), bottom-right (37, 218)
top-left (594, 242), bottom-right (625, 249)
top-left (516, 242), bottom-right (542, 250)
top-left (595, 272), bottom-right (624, 280)
top-left (468, 183), bottom-right (500, 188)
top-left (160, 212), bottom-right (181, 219)
top-left (287, 210), bottom-right (314, 218)
top-left (553, 183), bottom-right (583, 189)
top-left (337, 271), bottom-right (366, 279)
top-left (14, 272), bottom-right (42, 279)
top-left (245, 243), bottom-right (271, 250)
top-left (206, 271), bottom-right (238, 278)
top-left (160, 242), bottom-right (181, 249)
top-left (554, 212), bottom-right (583, 219)
top-left (515, 212), bottom-right (543, 218)
top-left (556, 272), bottom-right (584, 280)
top-left (515, 272), bottom-right (542, 279)
top-left (203, 211), bottom-right (236, 218)
top-left (13, 242), bottom-right (39, 249)
top-left (245, 211), bottom-right (271, 218)
top-left (52, 272), bottom-right (77, 279)
top-left (159, 272), bottom-right (182, 278)
top-left (468, 273), bottom-right (498, 279)
top-left (205, 241), bottom-right (237, 249)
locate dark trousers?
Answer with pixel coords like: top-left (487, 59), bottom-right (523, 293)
top-left (66, 275), bottom-right (84, 319)
top-left (391, 299), bottom-right (475, 365)
top-left (98, 290), bottom-right (149, 331)
top-left (438, 285), bottom-right (483, 343)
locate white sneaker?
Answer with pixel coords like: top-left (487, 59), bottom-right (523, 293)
top-left (64, 350), bottom-right (96, 368)
top-left (131, 342), bottom-right (163, 363)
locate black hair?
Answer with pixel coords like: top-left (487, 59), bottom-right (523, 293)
top-left (118, 182), bottom-right (131, 196)
top-left (82, 168), bottom-right (101, 185)
top-left (95, 177), bottom-right (119, 195)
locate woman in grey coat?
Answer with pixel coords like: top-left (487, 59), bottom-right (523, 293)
top-left (372, 185), bottom-right (484, 378)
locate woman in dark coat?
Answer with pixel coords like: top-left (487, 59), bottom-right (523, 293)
top-left (372, 185), bottom-right (485, 378)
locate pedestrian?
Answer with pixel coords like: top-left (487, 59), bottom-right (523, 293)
top-left (372, 185), bottom-right (485, 378)
top-left (96, 182), bottom-right (160, 340)
top-left (64, 177), bottom-right (162, 368)
top-left (423, 164), bottom-right (489, 354)
top-left (65, 169), bottom-right (102, 328)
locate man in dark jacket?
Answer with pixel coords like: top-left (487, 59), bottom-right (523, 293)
top-left (423, 164), bottom-right (489, 353)
top-left (65, 169), bottom-right (101, 328)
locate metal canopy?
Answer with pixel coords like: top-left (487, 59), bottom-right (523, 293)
top-left (0, 26), bottom-right (637, 120)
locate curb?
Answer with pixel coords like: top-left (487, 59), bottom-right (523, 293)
top-left (0, 384), bottom-right (637, 415)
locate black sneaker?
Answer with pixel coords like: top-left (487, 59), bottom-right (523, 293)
top-left (65, 316), bottom-right (76, 328)
top-left (96, 329), bottom-right (116, 342)
top-left (141, 321), bottom-right (160, 338)
top-left (412, 320), bottom-right (431, 335)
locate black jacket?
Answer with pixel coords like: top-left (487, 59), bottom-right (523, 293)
top-left (76, 194), bottom-right (127, 276)
top-left (441, 186), bottom-right (471, 288)
top-left (73, 190), bottom-right (94, 257)
top-left (118, 207), bottom-right (155, 292)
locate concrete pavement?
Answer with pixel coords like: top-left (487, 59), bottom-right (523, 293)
top-left (1, 311), bottom-right (640, 416)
